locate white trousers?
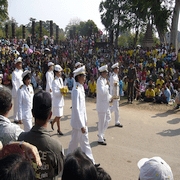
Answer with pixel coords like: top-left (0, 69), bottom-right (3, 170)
top-left (67, 127), bottom-right (95, 164)
top-left (97, 110), bottom-right (111, 142)
top-left (110, 99), bottom-right (120, 125)
top-left (13, 97), bottom-right (18, 121)
top-left (22, 118), bottom-right (32, 132)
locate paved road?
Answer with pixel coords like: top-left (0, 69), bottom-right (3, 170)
top-left (9, 97), bottom-right (180, 180)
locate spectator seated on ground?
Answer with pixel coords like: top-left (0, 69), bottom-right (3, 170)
top-left (175, 89), bottom-right (180, 109)
top-left (134, 80), bottom-right (141, 100)
top-left (88, 76), bottom-right (96, 98)
top-left (62, 148), bottom-right (111, 180)
top-left (156, 73), bottom-right (165, 88)
top-left (154, 84), bottom-right (162, 103)
top-left (159, 83), bottom-right (172, 104)
top-left (144, 85), bottom-right (155, 102)
top-left (137, 156), bottom-right (174, 180)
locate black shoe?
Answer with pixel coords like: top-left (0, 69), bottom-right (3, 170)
top-left (115, 124), bottom-right (123, 128)
top-left (50, 121), bottom-right (54, 130)
top-left (98, 141), bottom-right (107, 145)
top-left (94, 163), bottom-right (100, 167)
top-left (13, 120), bottom-right (19, 124)
top-left (57, 130), bottom-right (64, 135)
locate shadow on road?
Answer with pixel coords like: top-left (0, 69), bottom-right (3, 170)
top-left (157, 128), bottom-right (180, 136)
top-left (167, 118), bottom-right (180, 124)
top-left (90, 141), bottom-right (99, 148)
top-left (152, 109), bottom-right (179, 118)
top-left (61, 114), bottom-right (71, 121)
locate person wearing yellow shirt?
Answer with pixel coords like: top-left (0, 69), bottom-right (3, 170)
top-left (88, 76), bottom-right (96, 98)
top-left (144, 85), bottom-right (155, 102)
top-left (156, 74), bottom-right (165, 88)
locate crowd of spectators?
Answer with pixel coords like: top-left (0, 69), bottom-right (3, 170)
top-left (0, 36), bottom-right (180, 107)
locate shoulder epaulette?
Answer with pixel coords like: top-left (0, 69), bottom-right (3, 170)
top-left (19, 85), bottom-right (23, 89)
top-left (30, 84), bottom-right (32, 87)
top-left (76, 85), bottom-right (78, 89)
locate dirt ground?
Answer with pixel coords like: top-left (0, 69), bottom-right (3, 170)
top-left (10, 95), bottom-right (180, 180)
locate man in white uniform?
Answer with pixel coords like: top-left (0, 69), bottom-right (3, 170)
top-left (67, 66), bottom-right (98, 166)
top-left (96, 65), bottom-right (112, 145)
top-left (45, 62), bottom-right (54, 96)
top-left (110, 62), bottom-right (123, 127)
top-left (12, 57), bottom-right (23, 124)
top-left (17, 70), bottom-right (34, 131)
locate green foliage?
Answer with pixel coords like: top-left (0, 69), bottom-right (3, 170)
top-left (65, 19), bottom-right (99, 37)
top-left (99, 0), bottom-right (173, 45)
top-left (0, 0), bottom-right (8, 24)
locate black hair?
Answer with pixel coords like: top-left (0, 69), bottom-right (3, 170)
top-left (62, 148), bottom-right (97, 180)
top-left (75, 74), bottom-right (85, 82)
top-left (0, 87), bottom-right (12, 115)
top-left (23, 73), bottom-right (31, 84)
top-left (32, 90), bottom-right (52, 121)
top-left (97, 167), bottom-right (112, 180)
top-left (0, 154), bottom-right (35, 180)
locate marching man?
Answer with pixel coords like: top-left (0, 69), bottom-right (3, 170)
top-left (110, 62), bottom-right (123, 128)
top-left (96, 65), bottom-right (112, 145)
top-left (67, 66), bottom-right (99, 166)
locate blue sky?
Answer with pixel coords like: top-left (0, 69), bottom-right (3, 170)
top-left (8, 0), bottom-right (180, 31)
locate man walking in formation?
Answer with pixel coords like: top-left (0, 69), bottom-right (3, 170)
top-left (110, 63), bottom-right (123, 128)
top-left (96, 65), bottom-right (112, 146)
top-left (67, 66), bottom-right (98, 165)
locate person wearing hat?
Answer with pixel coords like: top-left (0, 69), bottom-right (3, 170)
top-left (137, 156), bottom-right (174, 180)
top-left (74, 62), bottom-right (83, 69)
top-left (67, 66), bottom-right (97, 165)
top-left (18, 90), bottom-right (64, 180)
top-left (45, 62), bottom-right (54, 96)
top-left (96, 65), bottom-right (112, 145)
top-left (127, 61), bottom-right (137, 103)
top-left (17, 70), bottom-right (34, 131)
top-left (12, 57), bottom-right (23, 124)
top-left (109, 63), bottom-right (123, 128)
top-left (50, 65), bottom-right (64, 135)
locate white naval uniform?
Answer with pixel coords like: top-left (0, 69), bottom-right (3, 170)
top-left (110, 72), bottom-right (120, 125)
top-left (12, 68), bottom-right (23, 121)
top-left (45, 70), bottom-right (54, 96)
top-left (17, 84), bottom-right (34, 132)
top-left (96, 76), bottom-right (112, 142)
top-left (52, 76), bottom-right (64, 117)
top-left (67, 82), bottom-right (95, 164)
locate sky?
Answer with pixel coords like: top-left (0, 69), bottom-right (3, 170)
top-left (8, 0), bottom-right (180, 31)
top-left (8, 0), bottom-right (105, 31)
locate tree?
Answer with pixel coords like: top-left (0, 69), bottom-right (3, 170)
top-left (99, 0), bottom-right (173, 47)
top-left (170, 0), bottom-right (180, 51)
top-left (0, 0), bottom-right (8, 24)
top-left (65, 19), bottom-right (98, 38)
